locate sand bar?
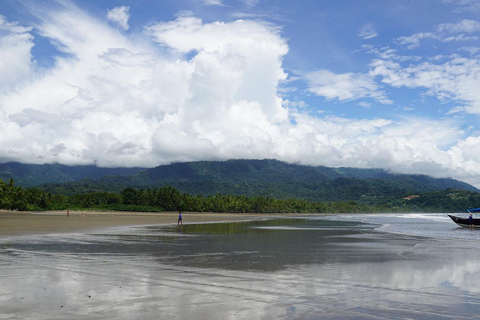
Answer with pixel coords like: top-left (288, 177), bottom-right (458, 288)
top-left (0, 210), bottom-right (297, 237)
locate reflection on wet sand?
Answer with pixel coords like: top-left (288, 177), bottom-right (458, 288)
top-left (2, 215), bottom-right (480, 319)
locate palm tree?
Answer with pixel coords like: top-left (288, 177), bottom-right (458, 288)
top-left (0, 178), bottom-right (25, 210)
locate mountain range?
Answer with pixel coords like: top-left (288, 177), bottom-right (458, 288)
top-left (0, 159), bottom-right (476, 203)
top-left (0, 162), bottom-right (144, 187)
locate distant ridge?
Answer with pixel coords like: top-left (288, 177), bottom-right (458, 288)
top-left (128, 159), bottom-right (477, 200)
top-left (5, 159), bottom-right (475, 202)
top-left (0, 162), bottom-right (145, 187)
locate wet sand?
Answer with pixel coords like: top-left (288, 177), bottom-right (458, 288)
top-left (0, 210), bottom-right (294, 237)
top-left (0, 210), bottom-right (306, 319)
top-left (3, 213), bottom-right (479, 319)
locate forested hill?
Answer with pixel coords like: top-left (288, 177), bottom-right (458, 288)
top-left (134, 159), bottom-right (473, 190)
top-left (17, 159), bottom-right (477, 202)
top-left (0, 162), bottom-right (144, 187)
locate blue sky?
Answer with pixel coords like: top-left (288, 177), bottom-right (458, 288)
top-left (2, 0), bottom-right (480, 186)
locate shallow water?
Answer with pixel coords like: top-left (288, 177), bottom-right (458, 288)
top-left (1, 213), bottom-right (480, 319)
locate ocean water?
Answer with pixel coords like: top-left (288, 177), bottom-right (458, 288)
top-left (2, 213), bottom-right (480, 319)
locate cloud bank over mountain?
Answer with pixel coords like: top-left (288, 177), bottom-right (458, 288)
top-left (1, 1), bottom-right (480, 187)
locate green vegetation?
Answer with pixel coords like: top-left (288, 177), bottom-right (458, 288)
top-left (0, 177), bottom-right (477, 213)
top-left (0, 178), bottom-right (379, 213)
top-left (26, 160), bottom-right (476, 205)
top-left (0, 162), bottom-right (144, 188)
top-left (0, 178), bottom-right (27, 211)
top-left (0, 160), bottom-right (478, 213)
top-left (3, 160), bottom-right (476, 202)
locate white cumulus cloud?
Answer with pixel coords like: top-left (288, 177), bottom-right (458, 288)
top-left (370, 56), bottom-right (480, 114)
top-left (3, 1), bottom-right (480, 188)
top-left (437, 19), bottom-right (480, 33)
top-left (305, 70), bottom-right (392, 104)
top-left (0, 2), bottom-right (289, 167)
top-left (0, 15), bottom-right (34, 91)
top-left (107, 6), bottom-right (131, 31)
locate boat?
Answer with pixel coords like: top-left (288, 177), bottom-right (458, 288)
top-left (448, 208), bottom-right (480, 228)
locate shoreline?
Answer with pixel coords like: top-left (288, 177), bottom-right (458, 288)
top-left (0, 210), bottom-right (303, 238)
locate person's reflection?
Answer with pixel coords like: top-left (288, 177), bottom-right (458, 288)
top-left (178, 225), bottom-right (182, 234)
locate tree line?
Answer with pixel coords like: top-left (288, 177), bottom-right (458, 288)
top-left (0, 178), bottom-right (385, 213)
top-left (1, 178), bottom-right (476, 213)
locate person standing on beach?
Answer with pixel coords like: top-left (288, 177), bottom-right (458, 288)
top-left (469, 213), bottom-right (474, 229)
top-left (178, 211), bottom-right (183, 226)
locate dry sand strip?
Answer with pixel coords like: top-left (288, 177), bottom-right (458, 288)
top-left (0, 210), bottom-right (299, 237)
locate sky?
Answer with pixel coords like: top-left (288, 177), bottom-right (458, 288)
top-left (2, 0), bottom-right (480, 187)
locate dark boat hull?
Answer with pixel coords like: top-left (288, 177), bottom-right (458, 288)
top-left (448, 214), bottom-right (480, 228)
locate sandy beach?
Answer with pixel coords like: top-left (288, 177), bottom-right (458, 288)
top-left (0, 210), bottom-right (294, 237)
top-left (3, 212), bottom-right (480, 319)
